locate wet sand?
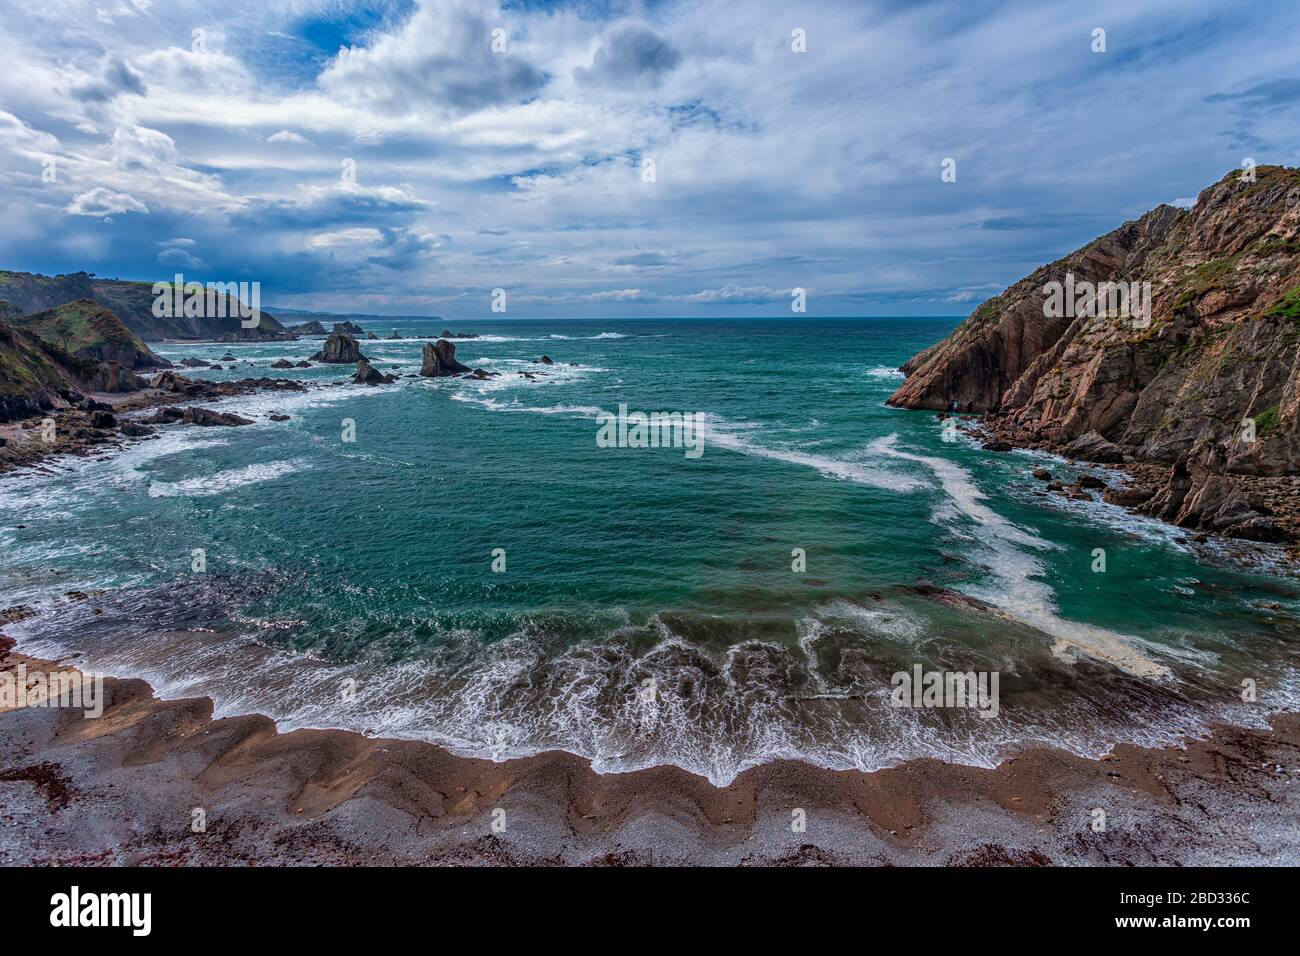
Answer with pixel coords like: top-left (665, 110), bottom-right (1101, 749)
top-left (2, 636), bottom-right (1296, 866)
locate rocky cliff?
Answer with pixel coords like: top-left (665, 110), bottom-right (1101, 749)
top-left (0, 270), bottom-right (291, 341)
top-left (889, 166), bottom-right (1300, 543)
top-left (0, 319), bottom-right (142, 422)
top-left (10, 299), bottom-right (169, 369)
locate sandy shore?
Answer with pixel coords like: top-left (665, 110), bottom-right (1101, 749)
top-left (2, 634), bottom-right (1296, 866)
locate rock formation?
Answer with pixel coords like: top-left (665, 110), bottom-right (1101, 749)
top-left (0, 317), bottom-right (153, 421)
top-left (889, 166), bottom-right (1300, 542)
top-left (420, 339), bottom-right (471, 377)
top-left (0, 269), bottom-right (292, 341)
top-left (351, 359), bottom-right (396, 386)
top-left (148, 406), bottom-right (254, 426)
top-left (8, 299), bottom-right (169, 369)
top-left (310, 333), bottom-right (365, 364)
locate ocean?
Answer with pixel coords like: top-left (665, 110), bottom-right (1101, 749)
top-left (3, 317), bottom-right (1298, 785)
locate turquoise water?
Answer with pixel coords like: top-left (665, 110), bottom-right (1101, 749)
top-left (3, 318), bottom-right (1298, 784)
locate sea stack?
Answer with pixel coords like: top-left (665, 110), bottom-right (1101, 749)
top-left (420, 339), bottom-right (471, 377)
top-left (351, 358), bottom-right (395, 386)
top-left (310, 332), bottom-right (364, 364)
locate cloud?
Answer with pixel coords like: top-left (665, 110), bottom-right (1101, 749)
top-left (681, 285), bottom-right (790, 303)
top-left (1205, 78), bottom-right (1300, 108)
top-left (2, 0), bottom-right (1299, 316)
top-left (574, 25), bottom-right (683, 88)
top-left (66, 187), bottom-right (150, 217)
top-left (71, 55), bottom-right (147, 103)
top-left (316, 0), bottom-right (545, 116)
top-left (235, 182), bottom-right (431, 229)
top-left (158, 246), bottom-right (205, 268)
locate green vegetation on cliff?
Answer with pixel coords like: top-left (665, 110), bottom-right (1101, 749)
top-left (9, 299), bottom-right (167, 368)
top-left (0, 269), bottom-right (290, 342)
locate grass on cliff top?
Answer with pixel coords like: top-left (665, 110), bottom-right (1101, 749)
top-left (0, 322), bottom-right (69, 398)
top-left (12, 298), bottom-right (149, 355)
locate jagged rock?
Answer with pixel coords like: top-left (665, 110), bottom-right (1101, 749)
top-left (149, 371), bottom-right (195, 393)
top-left (1064, 431), bottom-right (1125, 464)
top-left (1032, 467), bottom-right (1052, 481)
top-left (351, 359), bottom-right (395, 386)
top-left (310, 333), bottom-right (365, 364)
top-left (391, 329), bottom-right (402, 339)
top-left (118, 422), bottom-right (154, 437)
top-left (982, 440), bottom-right (1013, 452)
top-left (84, 362), bottom-right (145, 393)
top-left (1104, 485), bottom-right (1153, 507)
top-left (270, 359), bottom-right (295, 369)
top-left (888, 165), bottom-right (1300, 542)
top-left (332, 321), bottom-right (365, 335)
top-left (420, 339), bottom-right (471, 377)
top-left (288, 321), bottom-right (326, 334)
top-left (180, 407), bottom-right (254, 427)
top-left (440, 329), bottom-right (478, 339)
top-left (89, 410), bottom-right (116, 428)
top-left (1077, 474), bottom-right (1107, 489)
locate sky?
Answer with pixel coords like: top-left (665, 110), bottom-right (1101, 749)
top-left (0, 0), bottom-right (1298, 318)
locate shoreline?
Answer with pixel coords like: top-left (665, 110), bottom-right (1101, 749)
top-left (0, 371), bottom-right (312, 475)
top-left (2, 344), bottom-right (1297, 864)
top-left (3, 634), bottom-right (1297, 865)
